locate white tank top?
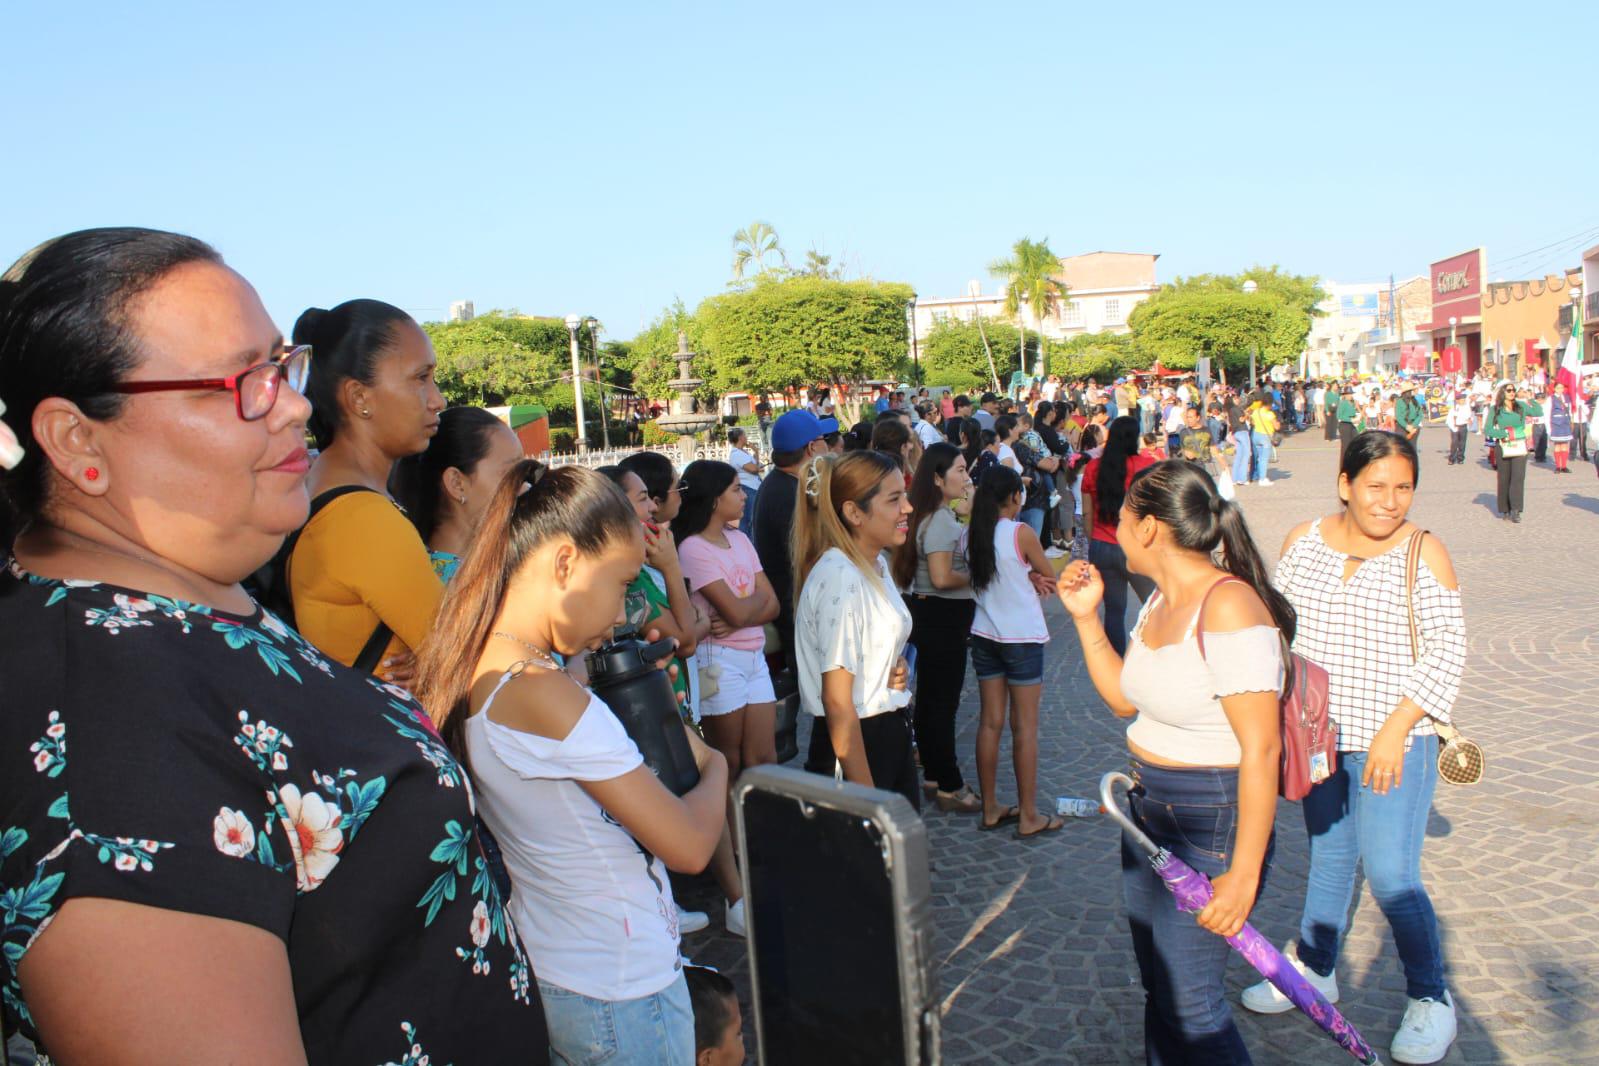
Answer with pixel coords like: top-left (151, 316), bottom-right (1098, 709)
top-left (970, 518), bottom-right (1049, 643)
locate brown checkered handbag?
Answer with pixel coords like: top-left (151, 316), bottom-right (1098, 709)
top-left (1405, 531), bottom-right (1484, 786)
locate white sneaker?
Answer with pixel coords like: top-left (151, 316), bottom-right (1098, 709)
top-left (675, 905), bottom-right (709, 934)
top-left (1253, 479), bottom-right (1273, 487)
top-left (1044, 546), bottom-right (1068, 559)
top-left (1241, 944), bottom-right (1338, 1014)
top-left (1390, 990), bottom-right (1457, 1064)
top-left (725, 898), bottom-right (747, 938)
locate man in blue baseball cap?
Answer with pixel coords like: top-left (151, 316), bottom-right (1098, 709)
top-left (752, 409), bottom-right (829, 674)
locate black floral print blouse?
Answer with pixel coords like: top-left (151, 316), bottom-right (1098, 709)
top-left (0, 561), bottom-right (548, 1064)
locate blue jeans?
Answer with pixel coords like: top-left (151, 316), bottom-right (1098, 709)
top-left (1249, 431), bottom-right (1271, 482)
top-left (1123, 762), bottom-right (1274, 1065)
top-left (739, 490), bottom-right (757, 538)
top-left (1296, 735), bottom-right (1446, 1001)
top-left (1089, 539), bottom-right (1155, 657)
top-left (1229, 431), bottom-right (1253, 486)
top-left (540, 974), bottom-right (694, 1065)
top-left (1018, 506), bottom-right (1045, 537)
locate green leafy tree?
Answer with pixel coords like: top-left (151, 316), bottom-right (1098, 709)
top-left (694, 274), bottom-right (914, 423)
top-left (990, 237), bottom-right (1067, 376)
top-left (1130, 266), bottom-right (1325, 377)
top-left (424, 312), bottom-right (604, 427)
top-left (1048, 330), bottom-right (1151, 380)
top-left (920, 317), bottom-right (1032, 394)
top-left (731, 221), bottom-right (787, 281)
top-left (799, 248), bottom-right (840, 279)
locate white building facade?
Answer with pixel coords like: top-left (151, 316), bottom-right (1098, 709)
top-left (912, 251), bottom-right (1160, 345)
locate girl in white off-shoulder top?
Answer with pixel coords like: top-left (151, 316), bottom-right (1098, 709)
top-left (1057, 458), bottom-right (1295, 1064)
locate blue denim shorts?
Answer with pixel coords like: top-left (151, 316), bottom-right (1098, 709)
top-left (969, 635), bottom-right (1044, 686)
top-left (538, 973), bottom-right (694, 1065)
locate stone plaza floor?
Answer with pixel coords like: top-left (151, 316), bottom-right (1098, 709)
top-left (681, 424), bottom-right (1599, 1065)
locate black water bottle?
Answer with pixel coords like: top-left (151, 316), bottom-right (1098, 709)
top-left (587, 628), bottom-right (701, 796)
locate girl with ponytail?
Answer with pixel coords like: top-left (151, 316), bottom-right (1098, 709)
top-left (791, 451), bottom-right (919, 806)
top-left (416, 460), bottom-right (728, 1065)
top-left (1056, 458), bottom-right (1290, 1061)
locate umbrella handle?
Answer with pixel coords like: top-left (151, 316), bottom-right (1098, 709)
top-left (1099, 771), bottom-right (1162, 860)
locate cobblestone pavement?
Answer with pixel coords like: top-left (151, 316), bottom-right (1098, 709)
top-left (679, 424), bottom-right (1599, 1065)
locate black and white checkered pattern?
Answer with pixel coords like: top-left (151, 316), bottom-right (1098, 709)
top-left (1275, 521), bottom-right (1464, 752)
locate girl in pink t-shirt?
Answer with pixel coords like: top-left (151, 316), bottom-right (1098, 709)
top-left (672, 460), bottom-right (782, 780)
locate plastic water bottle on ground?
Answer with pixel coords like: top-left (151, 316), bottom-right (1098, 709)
top-left (1056, 796), bottom-right (1100, 818)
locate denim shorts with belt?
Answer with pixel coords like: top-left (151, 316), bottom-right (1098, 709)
top-left (1122, 759), bottom-right (1274, 1066)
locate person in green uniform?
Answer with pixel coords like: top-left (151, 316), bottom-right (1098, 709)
top-left (1483, 383), bottom-right (1542, 522)
top-left (1395, 383), bottom-right (1425, 463)
top-left (1335, 386), bottom-right (1362, 459)
top-left (1324, 380), bottom-right (1341, 441)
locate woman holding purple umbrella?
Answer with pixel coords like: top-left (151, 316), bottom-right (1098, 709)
top-left (1058, 459), bottom-right (1292, 1065)
top-left (1247, 430), bottom-right (1464, 1065)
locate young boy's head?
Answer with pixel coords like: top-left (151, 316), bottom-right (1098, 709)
top-left (687, 966), bottom-right (744, 1066)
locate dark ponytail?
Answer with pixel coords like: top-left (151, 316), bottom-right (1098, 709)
top-left (415, 460), bottom-right (638, 760)
top-left (390, 406), bottom-right (511, 541)
top-left (1124, 460), bottom-right (1296, 643)
top-left (966, 465), bottom-right (1022, 593)
top-left (292, 299), bottom-right (414, 448)
top-left (0, 227), bottom-right (222, 546)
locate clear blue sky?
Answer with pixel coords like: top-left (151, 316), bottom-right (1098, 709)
top-left (5, 1), bottom-right (1596, 340)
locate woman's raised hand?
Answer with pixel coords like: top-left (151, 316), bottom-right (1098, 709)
top-left (1056, 561), bottom-right (1105, 619)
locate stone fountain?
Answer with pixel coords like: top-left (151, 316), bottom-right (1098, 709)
top-left (652, 331), bottom-right (719, 465)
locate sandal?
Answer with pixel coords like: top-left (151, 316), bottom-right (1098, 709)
top-left (934, 786), bottom-right (983, 814)
top-left (1015, 814), bottom-right (1066, 841)
top-left (979, 805), bottom-right (1020, 831)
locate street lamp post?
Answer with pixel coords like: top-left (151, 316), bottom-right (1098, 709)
top-left (1242, 279), bottom-right (1259, 388)
top-left (565, 314), bottom-right (588, 452)
top-left (1448, 315), bottom-right (1458, 375)
top-left (588, 318), bottom-right (610, 450)
top-left (907, 296), bottom-right (919, 385)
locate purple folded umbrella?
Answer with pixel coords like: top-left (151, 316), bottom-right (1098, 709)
top-left (1101, 772), bottom-right (1381, 1065)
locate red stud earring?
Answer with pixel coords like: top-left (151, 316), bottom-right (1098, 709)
top-left (84, 467), bottom-right (100, 482)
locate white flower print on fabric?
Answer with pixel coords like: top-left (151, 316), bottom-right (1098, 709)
top-left (83, 593), bottom-right (156, 633)
top-left (379, 1021), bottom-right (434, 1066)
top-left (276, 784), bottom-right (344, 892)
top-left (28, 712), bottom-right (65, 778)
top-left (470, 900), bottom-right (491, 949)
top-left (233, 711), bottom-right (294, 773)
top-left (212, 808), bottom-right (255, 858)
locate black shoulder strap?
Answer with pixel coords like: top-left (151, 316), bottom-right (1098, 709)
top-left (283, 486), bottom-right (378, 568)
top-left (352, 619), bottom-right (395, 676)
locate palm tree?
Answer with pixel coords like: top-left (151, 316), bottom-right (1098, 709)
top-left (731, 221), bottom-right (788, 280)
top-left (990, 237), bottom-right (1067, 378)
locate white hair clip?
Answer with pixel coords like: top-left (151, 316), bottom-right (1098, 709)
top-left (804, 462), bottom-right (822, 501)
top-left (0, 399), bottom-right (23, 471)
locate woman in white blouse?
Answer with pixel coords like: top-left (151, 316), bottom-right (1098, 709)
top-left (792, 451), bottom-right (917, 806)
top-left (416, 462), bottom-right (729, 1066)
top-left (1057, 459), bottom-right (1293, 1064)
top-left (1243, 431), bottom-right (1465, 1066)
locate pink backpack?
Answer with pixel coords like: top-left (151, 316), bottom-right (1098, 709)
top-left (1194, 577), bottom-right (1334, 802)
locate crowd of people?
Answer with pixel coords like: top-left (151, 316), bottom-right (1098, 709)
top-left (0, 227), bottom-right (1515, 1065)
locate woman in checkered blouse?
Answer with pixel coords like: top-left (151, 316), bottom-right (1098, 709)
top-left (1243, 431), bottom-right (1466, 1065)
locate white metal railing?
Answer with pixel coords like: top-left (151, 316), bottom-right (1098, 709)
top-left (543, 441), bottom-right (754, 471)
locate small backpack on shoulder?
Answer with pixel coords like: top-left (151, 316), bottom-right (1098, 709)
top-left (1194, 577), bottom-right (1334, 802)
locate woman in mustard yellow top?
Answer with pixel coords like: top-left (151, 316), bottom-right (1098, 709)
top-left (288, 299), bottom-right (446, 680)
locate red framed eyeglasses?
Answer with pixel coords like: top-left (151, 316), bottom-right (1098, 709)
top-left (110, 345), bottom-right (312, 422)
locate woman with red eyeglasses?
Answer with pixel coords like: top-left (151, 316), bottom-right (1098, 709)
top-left (0, 228), bottom-right (548, 1063)
top-left (283, 298), bottom-right (448, 680)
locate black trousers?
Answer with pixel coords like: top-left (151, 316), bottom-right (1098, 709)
top-left (906, 594), bottom-right (976, 793)
top-left (1324, 412), bottom-right (1337, 440)
top-left (806, 708), bottom-right (920, 811)
top-left (1338, 420), bottom-right (1357, 460)
top-left (1497, 454), bottom-right (1527, 514)
top-left (1448, 426), bottom-right (1467, 463)
top-left (1533, 425), bottom-right (1548, 463)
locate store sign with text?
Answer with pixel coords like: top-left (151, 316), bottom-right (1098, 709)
top-left (1428, 249), bottom-right (1483, 321)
